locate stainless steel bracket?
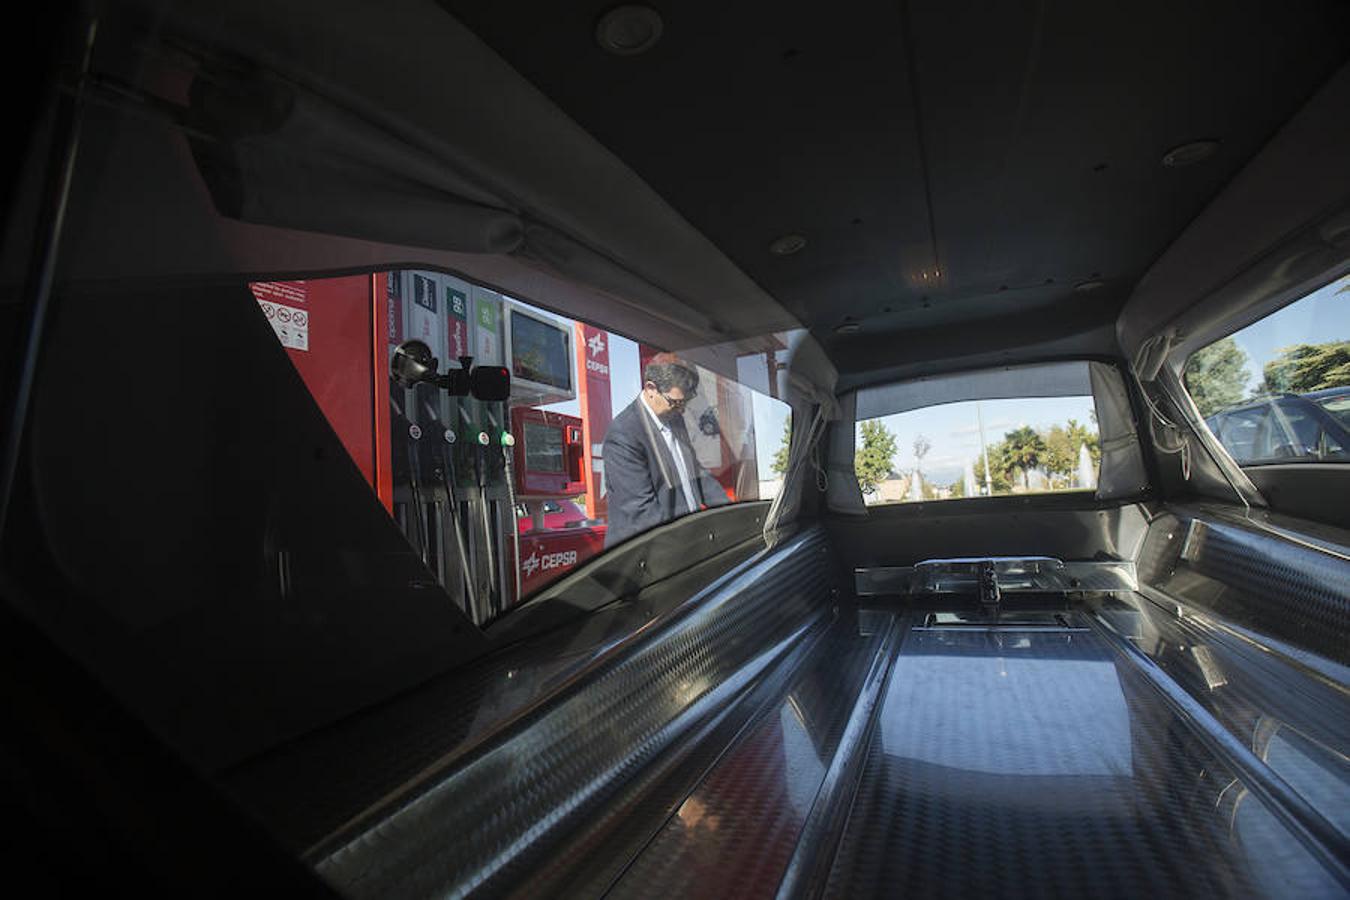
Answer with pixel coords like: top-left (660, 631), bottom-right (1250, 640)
top-left (855, 556), bottom-right (1138, 598)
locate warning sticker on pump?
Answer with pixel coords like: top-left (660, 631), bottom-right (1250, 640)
top-left (251, 280), bottom-right (307, 306)
top-left (257, 299), bottom-right (309, 351)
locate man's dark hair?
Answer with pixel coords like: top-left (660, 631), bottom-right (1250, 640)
top-left (643, 353), bottom-right (699, 395)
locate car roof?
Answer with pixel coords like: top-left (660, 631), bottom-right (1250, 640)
top-left (1208, 388), bottom-right (1349, 424)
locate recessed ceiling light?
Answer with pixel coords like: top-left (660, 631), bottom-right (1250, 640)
top-left (1162, 140), bottom-right (1219, 168)
top-left (769, 233), bottom-right (807, 256)
top-left (596, 5), bottom-right (664, 56)
top-left (835, 320), bottom-right (860, 334)
top-left (1074, 279), bottom-right (1107, 292)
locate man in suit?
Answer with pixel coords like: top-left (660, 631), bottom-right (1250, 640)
top-left (603, 353), bottom-right (730, 547)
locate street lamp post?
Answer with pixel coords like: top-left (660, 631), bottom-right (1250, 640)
top-left (976, 401), bottom-right (992, 496)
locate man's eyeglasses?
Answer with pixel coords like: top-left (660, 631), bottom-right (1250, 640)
top-left (657, 388), bottom-right (694, 410)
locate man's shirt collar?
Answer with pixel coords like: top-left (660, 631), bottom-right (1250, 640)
top-left (640, 394), bottom-right (671, 432)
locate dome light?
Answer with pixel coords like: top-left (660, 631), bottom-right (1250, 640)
top-left (596, 6), bottom-right (664, 56)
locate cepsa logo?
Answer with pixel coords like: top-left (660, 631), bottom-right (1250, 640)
top-left (585, 331), bottom-right (609, 377)
top-left (521, 549), bottom-right (579, 578)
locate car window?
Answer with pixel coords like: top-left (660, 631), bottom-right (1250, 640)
top-left (1271, 398), bottom-right (1348, 461)
top-left (1316, 394), bottom-right (1350, 430)
top-left (251, 270), bottom-right (793, 623)
top-left (1273, 400), bottom-right (1320, 454)
top-left (1183, 273), bottom-right (1350, 467)
top-left (853, 362), bottom-right (1108, 504)
top-left (1217, 408), bottom-right (1267, 463)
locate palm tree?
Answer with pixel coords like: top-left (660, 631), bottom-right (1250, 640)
top-left (1002, 426), bottom-right (1047, 490)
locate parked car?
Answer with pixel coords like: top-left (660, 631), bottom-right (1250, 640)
top-left (516, 498), bottom-right (591, 533)
top-left (1205, 387), bottom-right (1350, 465)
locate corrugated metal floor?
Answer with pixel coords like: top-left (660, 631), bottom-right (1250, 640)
top-left (307, 584), bottom-right (1348, 897)
top-left (603, 610), bottom-right (1347, 898)
top-left (823, 622), bottom-right (1321, 898)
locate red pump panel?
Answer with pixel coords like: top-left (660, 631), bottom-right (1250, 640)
top-left (518, 528), bottom-right (606, 595)
top-left (511, 407), bottom-right (587, 497)
top-left (250, 275), bottom-right (391, 510)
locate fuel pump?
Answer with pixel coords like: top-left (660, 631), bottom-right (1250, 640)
top-left (254, 270), bottom-right (589, 624)
top-left (509, 407), bottom-right (604, 595)
top-left (383, 277), bottom-right (587, 621)
top-left (391, 340), bottom-right (512, 623)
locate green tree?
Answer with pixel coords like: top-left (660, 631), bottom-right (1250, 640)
top-left (1042, 419), bottom-right (1100, 486)
top-left (770, 416), bottom-right (793, 477)
top-left (855, 419), bottom-right (898, 495)
top-left (972, 440), bottom-right (1011, 494)
top-left (1002, 425), bottom-right (1047, 490)
top-left (1262, 341), bottom-right (1350, 394)
top-left (1042, 425), bottom-right (1072, 485)
top-left (1184, 337), bottom-right (1250, 417)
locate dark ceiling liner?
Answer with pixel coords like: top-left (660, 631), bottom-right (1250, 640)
top-left (440, 0), bottom-right (1350, 371)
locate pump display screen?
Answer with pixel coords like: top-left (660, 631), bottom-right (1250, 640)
top-left (523, 421), bottom-right (565, 472)
top-left (510, 311), bottom-right (572, 391)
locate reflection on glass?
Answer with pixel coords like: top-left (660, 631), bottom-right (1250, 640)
top-left (880, 644), bottom-right (1132, 778)
top-left (1186, 273), bottom-right (1350, 466)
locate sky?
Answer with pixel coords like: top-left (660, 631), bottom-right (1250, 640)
top-left (1222, 273), bottom-right (1350, 395)
top-left (859, 395), bottom-right (1098, 487)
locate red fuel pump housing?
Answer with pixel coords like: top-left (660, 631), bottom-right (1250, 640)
top-left (510, 407), bottom-right (587, 498)
top-left (509, 407), bottom-right (606, 595)
top-left (250, 276), bottom-right (393, 510)
top-left (254, 274), bottom-right (610, 602)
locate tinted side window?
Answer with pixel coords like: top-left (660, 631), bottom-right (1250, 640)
top-left (1184, 273), bottom-right (1350, 468)
top-left (1274, 399), bottom-right (1347, 460)
top-left (1218, 408), bottom-right (1268, 464)
top-left (1318, 395), bottom-right (1350, 430)
top-left (252, 270), bottom-right (793, 624)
